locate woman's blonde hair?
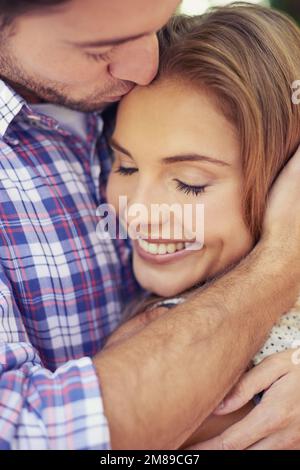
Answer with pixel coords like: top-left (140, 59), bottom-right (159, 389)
top-left (157, 2), bottom-right (300, 240)
top-left (123, 2), bottom-right (300, 319)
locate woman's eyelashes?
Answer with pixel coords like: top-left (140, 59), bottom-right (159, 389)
top-left (114, 166), bottom-right (138, 176)
top-left (115, 166), bottom-right (207, 196)
top-left (175, 179), bottom-right (207, 196)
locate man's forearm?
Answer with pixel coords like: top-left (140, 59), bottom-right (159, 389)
top-left (94, 240), bottom-right (300, 449)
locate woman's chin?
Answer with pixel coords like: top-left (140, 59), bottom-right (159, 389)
top-left (136, 274), bottom-right (186, 298)
top-left (150, 285), bottom-right (184, 298)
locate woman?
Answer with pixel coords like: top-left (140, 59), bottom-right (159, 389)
top-left (105, 3), bottom-right (300, 448)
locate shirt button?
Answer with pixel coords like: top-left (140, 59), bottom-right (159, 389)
top-left (4, 136), bottom-right (19, 146)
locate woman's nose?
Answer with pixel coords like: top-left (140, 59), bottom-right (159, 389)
top-left (109, 34), bottom-right (159, 86)
top-left (124, 195), bottom-right (174, 240)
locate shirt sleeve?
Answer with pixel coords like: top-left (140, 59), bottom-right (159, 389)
top-left (0, 267), bottom-right (111, 450)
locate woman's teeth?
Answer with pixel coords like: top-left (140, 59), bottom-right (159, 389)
top-left (137, 239), bottom-right (186, 255)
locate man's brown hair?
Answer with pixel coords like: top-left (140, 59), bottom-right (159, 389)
top-left (0, 0), bottom-right (69, 26)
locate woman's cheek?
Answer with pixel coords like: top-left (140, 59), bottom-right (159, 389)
top-left (204, 190), bottom-right (252, 262)
top-left (106, 174), bottom-right (121, 212)
top-left (198, 194), bottom-right (226, 243)
top-left (107, 174), bottom-right (136, 221)
top-left (201, 188), bottom-right (243, 245)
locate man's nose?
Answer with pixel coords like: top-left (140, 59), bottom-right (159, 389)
top-left (109, 34), bottom-right (159, 86)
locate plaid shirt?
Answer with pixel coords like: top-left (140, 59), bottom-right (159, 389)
top-left (0, 80), bottom-right (140, 450)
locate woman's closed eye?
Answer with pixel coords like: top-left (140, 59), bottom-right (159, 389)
top-left (114, 166), bottom-right (138, 176)
top-left (114, 167), bottom-right (207, 196)
top-left (175, 179), bottom-right (208, 197)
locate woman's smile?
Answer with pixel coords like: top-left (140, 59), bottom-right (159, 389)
top-left (134, 238), bottom-right (204, 265)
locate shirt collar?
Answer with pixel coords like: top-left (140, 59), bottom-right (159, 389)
top-left (0, 79), bottom-right (28, 137)
top-left (0, 79), bottom-right (105, 147)
top-left (0, 80), bottom-right (64, 137)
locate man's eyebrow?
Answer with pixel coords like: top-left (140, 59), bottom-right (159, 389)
top-left (110, 138), bottom-right (230, 167)
top-left (68, 32), bottom-right (149, 48)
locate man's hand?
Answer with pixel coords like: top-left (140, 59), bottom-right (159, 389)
top-left (187, 350), bottom-right (300, 450)
top-left (263, 145), bottom-right (300, 255)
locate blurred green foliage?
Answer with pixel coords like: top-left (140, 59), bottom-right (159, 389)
top-left (270, 0), bottom-right (300, 24)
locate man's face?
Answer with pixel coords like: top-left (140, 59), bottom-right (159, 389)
top-left (0, 0), bottom-right (179, 110)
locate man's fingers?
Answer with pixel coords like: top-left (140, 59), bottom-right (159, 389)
top-left (187, 403), bottom-right (281, 450)
top-left (247, 428), bottom-right (299, 450)
top-left (215, 355), bottom-right (288, 415)
top-left (263, 144), bottom-right (300, 246)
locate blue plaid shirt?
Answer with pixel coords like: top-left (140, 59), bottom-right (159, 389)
top-left (0, 80), bottom-right (140, 449)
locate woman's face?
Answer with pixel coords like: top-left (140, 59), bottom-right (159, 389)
top-left (107, 81), bottom-right (254, 297)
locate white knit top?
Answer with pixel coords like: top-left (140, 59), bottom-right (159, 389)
top-left (253, 296), bottom-right (300, 365)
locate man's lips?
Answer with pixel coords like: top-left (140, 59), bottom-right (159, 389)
top-left (105, 95), bottom-right (123, 102)
top-left (106, 86), bottom-right (134, 101)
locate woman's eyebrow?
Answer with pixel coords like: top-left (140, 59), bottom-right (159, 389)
top-left (162, 155), bottom-right (231, 167)
top-left (110, 138), bottom-right (134, 159)
top-left (110, 138), bottom-right (230, 167)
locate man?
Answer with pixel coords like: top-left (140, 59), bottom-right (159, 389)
top-left (0, 0), bottom-right (300, 450)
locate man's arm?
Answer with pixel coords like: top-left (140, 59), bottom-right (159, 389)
top-left (94, 148), bottom-right (300, 450)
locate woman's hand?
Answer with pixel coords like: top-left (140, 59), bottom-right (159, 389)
top-left (187, 349), bottom-right (300, 450)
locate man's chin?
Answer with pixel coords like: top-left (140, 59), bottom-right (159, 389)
top-left (62, 89), bottom-right (133, 111)
top-left (36, 91), bottom-right (118, 112)
top-left (62, 98), bottom-right (121, 113)
top-left (58, 100), bottom-right (106, 113)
